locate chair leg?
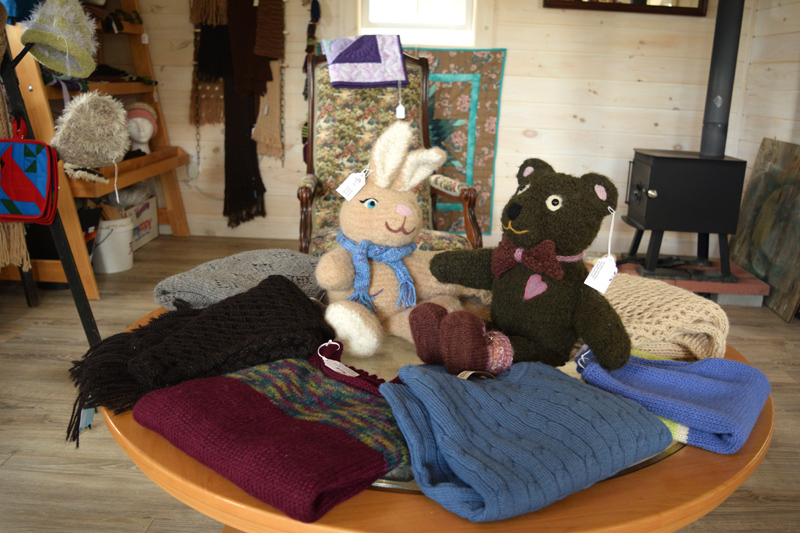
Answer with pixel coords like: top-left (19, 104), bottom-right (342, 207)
top-left (19, 266), bottom-right (39, 307)
top-left (48, 213), bottom-right (102, 346)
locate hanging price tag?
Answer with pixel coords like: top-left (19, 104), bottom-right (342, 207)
top-left (336, 171), bottom-right (366, 201)
top-left (584, 256), bottom-right (617, 294)
top-left (321, 356), bottom-right (360, 377)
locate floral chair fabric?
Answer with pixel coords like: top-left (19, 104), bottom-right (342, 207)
top-left (298, 55), bottom-right (481, 257)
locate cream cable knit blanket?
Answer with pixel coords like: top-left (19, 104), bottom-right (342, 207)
top-left (604, 273), bottom-right (729, 360)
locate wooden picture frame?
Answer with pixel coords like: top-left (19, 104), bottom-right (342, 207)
top-left (543, 0), bottom-right (708, 17)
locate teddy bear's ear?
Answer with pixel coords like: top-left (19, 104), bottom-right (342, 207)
top-left (580, 172), bottom-right (619, 213)
top-left (396, 147), bottom-right (446, 191)
top-left (517, 158), bottom-right (554, 182)
top-left (369, 121), bottom-right (415, 188)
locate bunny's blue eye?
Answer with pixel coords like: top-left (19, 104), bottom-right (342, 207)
top-left (360, 198), bottom-right (378, 209)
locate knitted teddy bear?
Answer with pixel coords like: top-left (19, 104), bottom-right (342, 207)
top-left (316, 121), bottom-right (473, 357)
top-left (410, 158), bottom-right (631, 375)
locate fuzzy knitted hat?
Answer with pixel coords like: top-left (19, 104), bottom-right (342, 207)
top-left (125, 102), bottom-right (158, 136)
top-left (51, 91), bottom-right (130, 176)
top-left (133, 347), bottom-right (408, 522)
top-left (381, 363), bottom-right (672, 522)
top-left (21, 0), bottom-right (98, 78)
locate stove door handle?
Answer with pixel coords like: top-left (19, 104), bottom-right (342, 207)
top-left (647, 189), bottom-right (658, 199)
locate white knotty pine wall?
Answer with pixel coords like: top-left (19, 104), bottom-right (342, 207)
top-left (138, 0), bottom-right (799, 256)
top-left (738, 0), bottom-right (800, 180)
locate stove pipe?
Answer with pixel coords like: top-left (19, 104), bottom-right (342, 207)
top-left (699, 0), bottom-right (746, 159)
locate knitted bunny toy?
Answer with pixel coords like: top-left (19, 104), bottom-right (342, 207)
top-left (411, 158), bottom-right (631, 375)
top-left (316, 121), bottom-right (471, 357)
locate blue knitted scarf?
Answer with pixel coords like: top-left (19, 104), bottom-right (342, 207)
top-left (336, 231), bottom-right (417, 313)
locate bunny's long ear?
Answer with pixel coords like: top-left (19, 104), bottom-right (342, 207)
top-left (396, 147), bottom-right (446, 191)
top-left (369, 121), bottom-right (415, 188)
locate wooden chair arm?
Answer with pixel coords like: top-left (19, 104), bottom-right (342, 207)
top-left (430, 175), bottom-right (483, 249)
top-left (297, 174), bottom-right (318, 254)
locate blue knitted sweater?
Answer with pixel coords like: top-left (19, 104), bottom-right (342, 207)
top-left (380, 363), bottom-right (672, 522)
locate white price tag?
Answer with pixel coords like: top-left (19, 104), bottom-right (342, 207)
top-left (584, 256), bottom-right (617, 294)
top-left (396, 104), bottom-right (406, 119)
top-left (336, 171), bottom-right (367, 201)
top-left (141, 33), bottom-right (149, 45)
top-left (321, 356), bottom-right (360, 377)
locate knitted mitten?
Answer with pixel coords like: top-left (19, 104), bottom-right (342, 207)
top-left (440, 311), bottom-right (513, 375)
top-left (409, 302), bottom-right (449, 365)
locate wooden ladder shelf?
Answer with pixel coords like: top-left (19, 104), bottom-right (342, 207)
top-left (0, 0), bottom-right (189, 299)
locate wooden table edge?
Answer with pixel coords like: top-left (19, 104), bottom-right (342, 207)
top-left (101, 308), bottom-right (775, 533)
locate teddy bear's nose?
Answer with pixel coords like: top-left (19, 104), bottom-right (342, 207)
top-left (396, 204), bottom-right (413, 217)
top-left (507, 203), bottom-right (522, 220)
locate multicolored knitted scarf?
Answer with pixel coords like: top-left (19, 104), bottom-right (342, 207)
top-left (336, 230), bottom-right (417, 312)
top-left (133, 343), bottom-right (408, 522)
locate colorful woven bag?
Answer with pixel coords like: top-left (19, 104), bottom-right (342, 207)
top-left (0, 120), bottom-right (59, 224)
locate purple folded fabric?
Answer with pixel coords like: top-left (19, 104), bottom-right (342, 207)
top-left (321, 34), bottom-right (408, 88)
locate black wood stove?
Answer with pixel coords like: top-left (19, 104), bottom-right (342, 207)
top-left (621, 0), bottom-right (746, 283)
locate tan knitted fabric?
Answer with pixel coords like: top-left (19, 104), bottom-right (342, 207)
top-left (604, 273), bottom-right (729, 360)
top-left (252, 66), bottom-right (282, 159)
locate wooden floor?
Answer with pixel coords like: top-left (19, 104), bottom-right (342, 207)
top-left (0, 236), bottom-right (798, 532)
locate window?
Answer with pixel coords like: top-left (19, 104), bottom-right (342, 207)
top-left (360, 0), bottom-right (475, 47)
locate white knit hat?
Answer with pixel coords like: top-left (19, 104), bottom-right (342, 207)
top-left (21, 0), bottom-right (98, 79)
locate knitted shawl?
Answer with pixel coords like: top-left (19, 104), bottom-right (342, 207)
top-left (576, 350), bottom-right (771, 454)
top-left (380, 363), bottom-right (672, 522)
top-left (604, 273), bottom-right (729, 360)
top-left (133, 345), bottom-right (408, 523)
top-left (67, 275), bottom-right (334, 444)
top-left (153, 248), bottom-right (321, 310)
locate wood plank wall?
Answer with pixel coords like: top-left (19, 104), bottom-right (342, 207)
top-left (138, 0), bottom-right (800, 255)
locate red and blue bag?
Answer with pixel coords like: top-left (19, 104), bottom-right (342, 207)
top-left (0, 119), bottom-right (59, 225)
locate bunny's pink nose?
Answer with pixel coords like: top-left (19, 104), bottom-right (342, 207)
top-left (396, 204), bottom-right (413, 217)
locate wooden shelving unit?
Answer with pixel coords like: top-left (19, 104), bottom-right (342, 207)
top-left (0, 0), bottom-right (189, 299)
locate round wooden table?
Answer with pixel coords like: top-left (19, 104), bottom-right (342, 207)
top-left (103, 309), bottom-right (774, 533)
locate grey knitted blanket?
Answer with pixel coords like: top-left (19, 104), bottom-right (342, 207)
top-left (154, 249), bottom-right (322, 310)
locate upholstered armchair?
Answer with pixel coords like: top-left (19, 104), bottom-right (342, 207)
top-left (297, 53), bottom-right (483, 256)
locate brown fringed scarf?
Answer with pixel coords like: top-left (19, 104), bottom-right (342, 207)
top-left (190, 0), bottom-right (227, 26)
top-left (189, 0), bottom-right (227, 126)
top-left (67, 275), bottom-right (335, 445)
top-left (190, 24), bottom-right (231, 126)
top-left (0, 3), bottom-right (32, 271)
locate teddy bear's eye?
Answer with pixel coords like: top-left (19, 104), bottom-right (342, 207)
top-left (516, 183), bottom-right (531, 195)
top-left (360, 198), bottom-right (378, 209)
top-left (546, 195), bottom-right (563, 212)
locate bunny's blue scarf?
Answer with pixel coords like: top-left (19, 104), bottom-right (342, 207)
top-left (337, 231), bottom-right (417, 313)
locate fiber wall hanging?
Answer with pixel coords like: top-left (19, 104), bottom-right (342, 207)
top-left (413, 48), bottom-right (506, 235)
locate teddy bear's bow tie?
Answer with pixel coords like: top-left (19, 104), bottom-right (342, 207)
top-left (491, 238), bottom-right (565, 280)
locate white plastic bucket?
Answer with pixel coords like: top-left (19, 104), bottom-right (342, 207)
top-left (92, 215), bottom-right (134, 274)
